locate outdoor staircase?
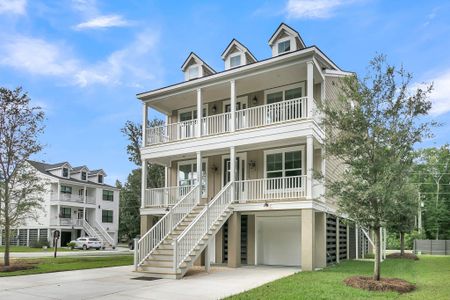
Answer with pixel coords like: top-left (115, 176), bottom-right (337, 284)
top-left (135, 182), bottom-right (235, 279)
top-left (83, 220), bottom-right (116, 249)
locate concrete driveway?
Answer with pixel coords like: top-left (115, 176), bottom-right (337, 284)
top-left (0, 265), bottom-right (299, 300)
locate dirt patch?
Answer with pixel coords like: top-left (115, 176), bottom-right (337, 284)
top-left (344, 276), bottom-right (415, 293)
top-left (1, 261), bottom-right (37, 272)
top-left (386, 253), bottom-right (419, 260)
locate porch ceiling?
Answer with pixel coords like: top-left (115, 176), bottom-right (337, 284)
top-left (148, 62), bottom-right (322, 115)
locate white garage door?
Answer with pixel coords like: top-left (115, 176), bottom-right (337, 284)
top-left (257, 216), bottom-right (301, 266)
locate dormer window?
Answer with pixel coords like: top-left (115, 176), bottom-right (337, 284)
top-left (188, 65), bottom-right (199, 80)
top-left (81, 171), bottom-right (87, 181)
top-left (62, 167), bottom-right (69, 178)
top-left (278, 39), bottom-right (291, 54)
top-left (98, 174), bottom-right (103, 184)
top-left (229, 54), bottom-right (241, 68)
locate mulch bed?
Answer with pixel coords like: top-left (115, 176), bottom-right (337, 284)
top-left (344, 276), bottom-right (415, 293)
top-left (1, 261), bottom-right (37, 272)
top-left (386, 253), bottom-right (419, 260)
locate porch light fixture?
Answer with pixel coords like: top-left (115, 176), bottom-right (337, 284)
top-left (248, 160), bottom-right (256, 170)
top-left (212, 105), bottom-right (217, 113)
top-left (252, 96), bottom-right (258, 105)
top-left (165, 207), bottom-right (170, 212)
top-left (98, 205), bottom-right (101, 209)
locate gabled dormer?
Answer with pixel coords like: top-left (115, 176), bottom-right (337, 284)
top-left (268, 23), bottom-right (306, 57)
top-left (45, 162), bottom-right (72, 179)
top-left (88, 169), bottom-right (107, 184)
top-left (181, 52), bottom-right (216, 81)
top-left (71, 165), bottom-right (89, 181)
top-left (221, 39), bottom-right (257, 70)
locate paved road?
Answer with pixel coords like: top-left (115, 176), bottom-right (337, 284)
top-left (0, 265), bottom-right (299, 300)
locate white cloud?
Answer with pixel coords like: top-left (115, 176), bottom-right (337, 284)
top-left (74, 14), bottom-right (130, 30)
top-left (0, 30), bottom-right (161, 88)
top-left (421, 70), bottom-right (450, 116)
top-left (0, 0), bottom-right (26, 15)
top-left (286, 0), bottom-right (354, 19)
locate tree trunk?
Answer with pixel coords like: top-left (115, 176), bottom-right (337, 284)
top-left (373, 227), bottom-right (381, 281)
top-left (400, 232), bottom-right (405, 256)
top-left (3, 222), bottom-right (10, 268)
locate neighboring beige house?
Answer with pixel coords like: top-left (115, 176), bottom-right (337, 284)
top-left (135, 23), bottom-right (371, 279)
top-left (0, 160), bottom-right (119, 249)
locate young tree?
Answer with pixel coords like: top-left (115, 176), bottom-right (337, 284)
top-left (320, 55), bottom-right (433, 280)
top-left (386, 183), bottom-right (418, 256)
top-left (0, 87), bottom-right (45, 268)
top-left (119, 119), bottom-right (164, 239)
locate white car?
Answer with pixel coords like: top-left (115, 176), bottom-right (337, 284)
top-left (70, 237), bottom-right (103, 250)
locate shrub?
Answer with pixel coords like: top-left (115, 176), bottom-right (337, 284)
top-left (66, 242), bottom-right (76, 249)
top-left (29, 240), bottom-right (50, 248)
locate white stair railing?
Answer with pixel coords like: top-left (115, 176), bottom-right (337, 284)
top-left (82, 220), bottom-right (98, 239)
top-left (143, 185), bottom-right (193, 207)
top-left (135, 185), bottom-right (200, 269)
top-left (92, 219), bottom-right (115, 246)
top-left (173, 182), bottom-right (233, 270)
top-left (234, 176), bottom-right (306, 203)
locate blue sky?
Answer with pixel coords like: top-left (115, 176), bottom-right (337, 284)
top-left (1, 0), bottom-right (449, 184)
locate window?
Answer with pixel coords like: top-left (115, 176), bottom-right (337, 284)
top-left (81, 171), bottom-right (87, 181)
top-left (265, 147), bottom-right (303, 189)
top-left (178, 160), bottom-right (207, 197)
top-left (98, 174), bottom-right (103, 184)
top-left (79, 189), bottom-right (84, 197)
top-left (62, 167), bottom-right (69, 178)
top-left (188, 65), bottom-right (199, 80)
top-left (277, 39), bottom-right (291, 54)
top-left (102, 210), bottom-right (113, 223)
top-left (60, 207), bottom-right (71, 219)
top-left (102, 190), bottom-right (114, 201)
top-left (230, 54), bottom-right (241, 68)
top-left (60, 185), bottom-right (72, 194)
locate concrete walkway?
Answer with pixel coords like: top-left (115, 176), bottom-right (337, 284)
top-left (0, 265), bottom-right (299, 300)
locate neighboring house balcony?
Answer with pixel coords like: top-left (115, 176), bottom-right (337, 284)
top-left (49, 183), bottom-right (97, 206)
top-left (50, 193), bottom-right (96, 205)
top-left (50, 218), bottom-right (83, 227)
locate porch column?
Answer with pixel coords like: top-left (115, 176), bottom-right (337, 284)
top-left (301, 209), bottom-right (315, 271)
top-left (164, 167), bottom-right (169, 188)
top-left (306, 135), bottom-right (314, 199)
top-left (197, 88), bottom-right (202, 137)
top-left (228, 212), bottom-right (241, 267)
top-left (321, 146), bottom-right (326, 199)
top-left (196, 151), bottom-right (202, 201)
top-left (230, 146), bottom-right (236, 200)
top-left (230, 80), bottom-right (236, 132)
top-left (315, 212), bottom-right (327, 268)
top-left (307, 61), bottom-right (314, 118)
top-left (140, 215), bottom-right (154, 235)
top-left (142, 103), bottom-right (148, 146)
top-left (141, 159), bottom-right (147, 208)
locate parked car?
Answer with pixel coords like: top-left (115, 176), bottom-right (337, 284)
top-left (128, 235), bottom-right (141, 250)
top-left (70, 237), bottom-right (103, 250)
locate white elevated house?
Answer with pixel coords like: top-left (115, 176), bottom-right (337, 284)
top-left (0, 160), bottom-right (119, 248)
top-left (135, 23), bottom-right (375, 279)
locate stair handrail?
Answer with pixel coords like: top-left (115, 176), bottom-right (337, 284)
top-left (82, 220), bottom-right (98, 239)
top-left (173, 181), bottom-right (233, 270)
top-left (135, 185), bottom-right (200, 269)
top-left (92, 219), bottom-right (115, 246)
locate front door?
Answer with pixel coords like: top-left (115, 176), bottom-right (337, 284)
top-left (224, 96), bottom-right (248, 130)
top-left (222, 153), bottom-right (247, 201)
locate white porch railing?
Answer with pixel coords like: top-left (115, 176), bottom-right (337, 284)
top-left (86, 196), bottom-right (96, 204)
top-left (51, 193), bottom-right (84, 203)
top-left (146, 119), bottom-right (198, 144)
top-left (135, 185), bottom-right (200, 269)
top-left (173, 182), bottom-right (233, 270)
top-left (236, 97), bottom-right (307, 130)
top-left (143, 185), bottom-right (193, 208)
top-left (201, 112), bottom-right (232, 136)
top-left (145, 97), bottom-right (310, 146)
top-left (234, 175), bottom-right (306, 203)
top-left (51, 218), bottom-right (83, 226)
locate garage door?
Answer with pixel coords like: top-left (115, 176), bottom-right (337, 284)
top-left (257, 216), bottom-right (301, 266)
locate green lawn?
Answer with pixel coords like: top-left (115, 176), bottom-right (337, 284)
top-left (228, 256), bottom-right (450, 300)
top-left (0, 246), bottom-right (72, 252)
top-left (0, 255), bottom-right (133, 277)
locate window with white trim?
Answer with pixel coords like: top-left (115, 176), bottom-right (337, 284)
top-left (277, 39), bottom-right (291, 54)
top-left (265, 147), bottom-right (304, 188)
top-left (187, 65), bottom-right (199, 80)
top-left (229, 54), bottom-right (241, 68)
top-left (178, 160), bottom-right (207, 197)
